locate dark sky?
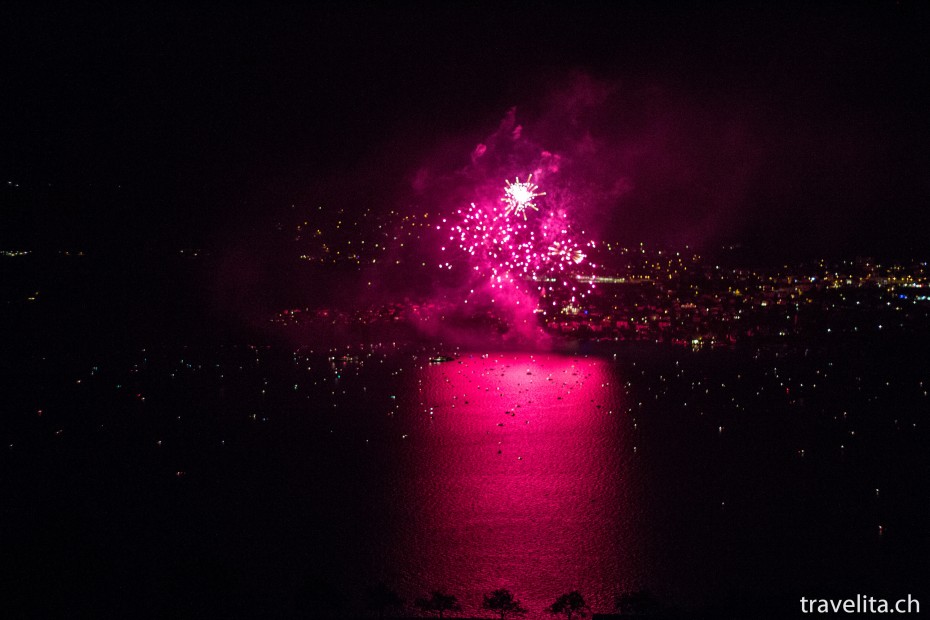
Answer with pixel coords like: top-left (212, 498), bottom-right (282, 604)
top-left (2, 2), bottom-right (929, 257)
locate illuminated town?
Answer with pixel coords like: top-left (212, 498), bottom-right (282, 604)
top-left (268, 197), bottom-right (930, 349)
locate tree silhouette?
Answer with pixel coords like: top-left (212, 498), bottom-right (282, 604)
top-left (483, 588), bottom-right (527, 620)
top-left (615, 590), bottom-right (660, 615)
top-left (366, 582), bottom-right (404, 619)
top-left (548, 591), bottom-right (588, 620)
top-left (415, 590), bottom-right (461, 618)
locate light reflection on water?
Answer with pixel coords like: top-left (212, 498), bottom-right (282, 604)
top-left (7, 338), bottom-right (928, 616)
top-left (383, 353), bottom-right (644, 616)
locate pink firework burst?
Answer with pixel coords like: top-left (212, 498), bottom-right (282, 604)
top-left (445, 176), bottom-right (599, 318)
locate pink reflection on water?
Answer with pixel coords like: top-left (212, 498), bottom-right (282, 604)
top-left (390, 353), bottom-right (644, 617)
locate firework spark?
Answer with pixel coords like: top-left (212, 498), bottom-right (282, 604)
top-left (547, 241), bottom-right (587, 265)
top-left (501, 175), bottom-right (546, 219)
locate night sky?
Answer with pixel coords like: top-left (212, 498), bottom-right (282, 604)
top-left (3, 2), bottom-right (929, 258)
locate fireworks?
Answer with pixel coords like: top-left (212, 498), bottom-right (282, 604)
top-left (547, 241), bottom-right (586, 265)
top-left (501, 175), bottom-right (545, 219)
top-left (446, 176), bottom-right (597, 317)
